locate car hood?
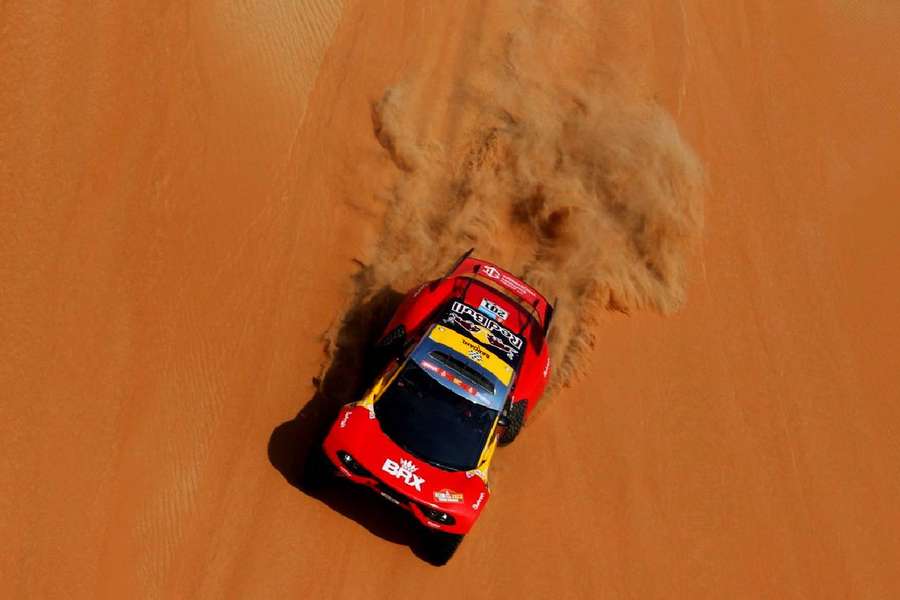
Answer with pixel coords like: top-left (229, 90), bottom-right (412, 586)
top-left (324, 404), bottom-right (491, 514)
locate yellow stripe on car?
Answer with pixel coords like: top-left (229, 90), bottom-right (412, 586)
top-left (357, 363), bottom-right (400, 412)
top-left (468, 421), bottom-right (500, 483)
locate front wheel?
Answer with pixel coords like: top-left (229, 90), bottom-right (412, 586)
top-left (421, 530), bottom-right (463, 566)
top-left (498, 399), bottom-right (527, 446)
top-left (300, 446), bottom-right (334, 491)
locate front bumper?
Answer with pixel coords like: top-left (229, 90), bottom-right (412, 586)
top-left (322, 446), bottom-right (474, 535)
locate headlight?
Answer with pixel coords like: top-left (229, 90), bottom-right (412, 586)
top-left (419, 504), bottom-right (456, 525)
top-left (336, 451), bottom-right (372, 477)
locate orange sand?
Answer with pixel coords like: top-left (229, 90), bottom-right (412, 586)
top-left (2, 2), bottom-right (899, 598)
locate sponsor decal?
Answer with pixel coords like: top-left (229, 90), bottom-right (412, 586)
top-left (445, 301), bottom-right (523, 361)
top-left (478, 306), bottom-right (497, 320)
top-left (465, 468), bottom-right (486, 480)
top-left (382, 458), bottom-right (425, 491)
top-left (458, 335), bottom-right (491, 358)
top-left (472, 492), bottom-right (486, 510)
top-left (429, 325), bottom-right (513, 386)
top-left (480, 265), bottom-right (537, 299)
top-left (421, 360), bottom-right (478, 396)
top-left (339, 408), bottom-right (352, 428)
top-left (482, 265), bottom-right (501, 279)
top-left (478, 298), bottom-right (509, 322)
top-left (467, 349), bottom-right (484, 362)
top-left (433, 489), bottom-right (464, 504)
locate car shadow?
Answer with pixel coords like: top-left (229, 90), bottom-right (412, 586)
top-left (268, 279), bottom-right (441, 560)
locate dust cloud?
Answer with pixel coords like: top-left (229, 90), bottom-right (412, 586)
top-left (360, 37), bottom-right (704, 390)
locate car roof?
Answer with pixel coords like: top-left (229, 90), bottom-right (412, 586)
top-left (409, 325), bottom-right (512, 412)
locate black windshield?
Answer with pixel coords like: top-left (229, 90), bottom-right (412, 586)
top-left (374, 362), bottom-right (498, 471)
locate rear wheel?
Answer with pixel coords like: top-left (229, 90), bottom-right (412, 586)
top-left (421, 530), bottom-right (463, 566)
top-left (498, 399), bottom-right (527, 446)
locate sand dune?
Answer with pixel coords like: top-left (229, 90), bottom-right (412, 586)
top-left (2, 1), bottom-right (899, 598)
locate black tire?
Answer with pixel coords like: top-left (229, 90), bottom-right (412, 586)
top-left (498, 399), bottom-right (527, 446)
top-left (300, 446), bottom-right (334, 491)
top-left (421, 530), bottom-right (463, 566)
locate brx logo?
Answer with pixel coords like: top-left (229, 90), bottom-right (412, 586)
top-left (481, 266), bottom-right (501, 279)
top-left (382, 458), bottom-right (425, 491)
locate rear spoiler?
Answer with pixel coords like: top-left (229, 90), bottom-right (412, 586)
top-left (545, 299), bottom-right (556, 335)
top-left (443, 248), bottom-right (554, 336)
top-left (443, 247), bottom-right (474, 277)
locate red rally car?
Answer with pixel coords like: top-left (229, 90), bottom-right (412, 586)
top-left (304, 250), bottom-right (553, 564)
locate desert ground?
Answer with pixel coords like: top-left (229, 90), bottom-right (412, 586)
top-left (2, 1), bottom-right (899, 598)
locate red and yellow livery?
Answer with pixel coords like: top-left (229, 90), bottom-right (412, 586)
top-left (305, 251), bottom-right (553, 564)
